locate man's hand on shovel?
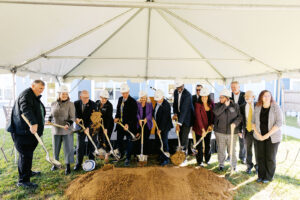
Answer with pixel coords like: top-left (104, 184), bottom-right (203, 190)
top-left (30, 124), bottom-right (38, 135)
top-left (124, 124), bottom-right (129, 131)
top-left (176, 124), bottom-right (180, 133)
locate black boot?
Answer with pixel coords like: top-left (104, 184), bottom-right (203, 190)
top-left (51, 165), bottom-right (57, 171)
top-left (65, 164), bottom-right (71, 175)
top-left (74, 164), bottom-right (82, 171)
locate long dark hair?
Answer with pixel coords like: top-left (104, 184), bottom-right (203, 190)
top-left (199, 95), bottom-right (213, 106)
top-left (257, 90), bottom-right (275, 106)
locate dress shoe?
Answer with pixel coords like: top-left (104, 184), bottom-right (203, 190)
top-left (30, 171), bottom-right (41, 177)
top-left (51, 165), bottom-right (57, 171)
top-left (246, 168), bottom-right (252, 174)
top-left (17, 182), bottom-right (38, 189)
top-left (256, 178), bottom-right (263, 183)
top-left (74, 164), bottom-right (82, 171)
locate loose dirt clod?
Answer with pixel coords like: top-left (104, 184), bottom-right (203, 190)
top-left (65, 167), bottom-right (234, 200)
top-left (170, 151), bottom-right (186, 166)
top-left (102, 164), bottom-right (114, 171)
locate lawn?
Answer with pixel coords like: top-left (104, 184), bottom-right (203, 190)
top-left (0, 129), bottom-right (299, 200)
top-left (285, 115), bottom-right (300, 128)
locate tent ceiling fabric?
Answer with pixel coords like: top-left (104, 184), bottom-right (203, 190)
top-left (0, 0), bottom-right (300, 83)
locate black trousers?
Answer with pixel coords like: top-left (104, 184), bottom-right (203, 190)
top-left (179, 124), bottom-right (190, 154)
top-left (155, 130), bottom-right (170, 162)
top-left (245, 130), bottom-right (258, 169)
top-left (76, 133), bottom-right (97, 165)
top-left (134, 126), bottom-right (151, 155)
top-left (239, 136), bottom-right (246, 161)
top-left (11, 133), bottom-right (38, 183)
top-left (195, 132), bottom-right (212, 164)
top-left (257, 137), bottom-right (280, 180)
top-left (116, 128), bottom-right (134, 160)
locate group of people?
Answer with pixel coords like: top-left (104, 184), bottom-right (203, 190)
top-left (7, 79), bottom-right (282, 189)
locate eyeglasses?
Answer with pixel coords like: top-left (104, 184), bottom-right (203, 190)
top-left (196, 89), bottom-right (201, 91)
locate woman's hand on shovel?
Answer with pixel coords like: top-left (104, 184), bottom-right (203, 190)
top-left (64, 124), bottom-right (69, 131)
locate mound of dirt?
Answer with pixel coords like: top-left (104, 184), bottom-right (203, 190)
top-left (65, 167), bottom-right (234, 200)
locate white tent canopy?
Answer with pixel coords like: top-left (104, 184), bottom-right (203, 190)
top-left (1, 0), bottom-right (300, 84)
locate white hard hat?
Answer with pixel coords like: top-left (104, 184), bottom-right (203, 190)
top-left (220, 89), bottom-right (231, 98)
top-left (200, 87), bottom-right (210, 97)
top-left (175, 80), bottom-right (184, 88)
top-left (100, 90), bottom-right (109, 99)
top-left (139, 90), bottom-right (147, 98)
top-left (120, 83), bottom-right (130, 93)
top-left (154, 89), bottom-right (164, 101)
top-left (57, 85), bottom-right (69, 93)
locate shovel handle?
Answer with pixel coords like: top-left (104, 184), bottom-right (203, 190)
top-left (77, 120), bottom-right (98, 151)
top-left (21, 114), bottom-right (48, 153)
top-left (229, 124), bottom-right (235, 170)
top-left (117, 122), bottom-right (136, 139)
top-left (48, 122), bottom-right (65, 129)
top-left (192, 130), bottom-right (197, 145)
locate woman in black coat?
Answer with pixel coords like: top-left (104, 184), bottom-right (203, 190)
top-left (95, 90), bottom-right (114, 162)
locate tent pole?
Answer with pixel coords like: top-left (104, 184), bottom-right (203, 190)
top-left (11, 69), bottom-right (18, 164)
top-left (14, 8), bottom-right (134, 70)
top-left (145, 8), bottom-right (152, 81)
top-left (157, 9), bottom-right (225, 81)
top-left (2, 1), bottom-right (300, 11)
top-left (63, 8), bottom-right (143, 79)
top-left (163, 9), bottom-right (280, 73)
top-left (277, 73), bottom-right (282, 104)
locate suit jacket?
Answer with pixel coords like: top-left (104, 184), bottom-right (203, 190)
top-left (231, 91), bottom-right (246, 106)
top-left (192, 94), bottom-right (201, 106)
top-left (252, 103), bottom-right (282, 143)
top-left (137, 102), bottom-right (153, 130)
top-left (173, 88), bottom-right (194, 127)
top-left (95, 100), bottom-right (114, 135)
top-left (74, 99), bottom-right (96, 131)
top-left (154, 99), bottom-right (173, 132)
top-left (193, 102), bottom-right (214, 136)
top-left (7, 88), bottom-right (46, 136)
top-left (115, 95), bottom-right (138, 133)
top-left (240, 102), bottom-right (257, 134)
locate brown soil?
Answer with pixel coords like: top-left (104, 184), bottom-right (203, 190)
top-left (65, 167), bottom-right (234, 200)
top-left (102, 164), bottom-right (114, 171)
top-left (170, 151), bottom-right (186, 166)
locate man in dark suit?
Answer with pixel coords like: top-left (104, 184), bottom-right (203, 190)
top-left (7, 80), bottom-right (46, 189)
top-left (74, 90), bottom-right (97, 171)
top-left (173, 81), bottom-right (194, 160)
top-left (230, 81), bottom-right (246, 164)
top-left (192, 84), bottom-right (203, 105)
top-left (114, 83), bottom-right (138, 166)
top-left (153, 89), bottom-right (173, 166)
top-left (240, 90), bottom-right (258, 174)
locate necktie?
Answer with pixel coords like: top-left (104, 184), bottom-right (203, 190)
top-left (247, 105), bottom-right (253, 132)
top-left (120, 101), bottom-right (124, 123)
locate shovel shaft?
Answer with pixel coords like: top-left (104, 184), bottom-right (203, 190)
top-left (100, 121), bottom-right (119, 160)
top-left (78, 122), bottom-right (98, 152)
top-left (230, 124), bottom-right (235, 170)
top-left (117, 122), bottom-right (137, 140)
top-left (49, 122), bottom-right (65, 129)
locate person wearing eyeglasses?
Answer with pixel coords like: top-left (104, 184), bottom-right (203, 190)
top-left (192, 84), bottom-right (203, 106)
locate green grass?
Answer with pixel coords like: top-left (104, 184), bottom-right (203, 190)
top-left (0, 129), bottom-right (299, 200)
top-left (285, 115), bottom-right (300, 128)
